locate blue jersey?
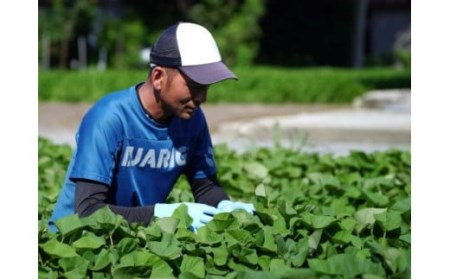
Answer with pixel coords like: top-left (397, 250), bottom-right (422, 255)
top-left (50, 84), bottom-right (217, 225)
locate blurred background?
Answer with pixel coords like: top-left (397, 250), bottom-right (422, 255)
top-left (38, 0), bottom-right (411, 155)
top-left (38, 0), bottom-right (410, 70)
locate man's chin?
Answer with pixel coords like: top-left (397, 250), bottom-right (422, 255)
top-left (177, 111), bottom-right (194, 120)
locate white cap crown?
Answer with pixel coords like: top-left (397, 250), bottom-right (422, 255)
top-left (176, 23), bottom-right (222, 66)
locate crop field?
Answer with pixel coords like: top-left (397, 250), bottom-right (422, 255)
top-left (38, 137), bottom-right (411, 278)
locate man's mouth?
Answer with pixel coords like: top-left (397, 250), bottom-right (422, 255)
top-left (185, 106), bottom-right (196, 112)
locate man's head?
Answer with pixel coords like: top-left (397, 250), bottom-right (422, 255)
top-left (147, 22), bottom-right (237, 120)
top-left (150, 22), bottom-right (237, 85)
top-left (150, 65), bottom-right (208, 120)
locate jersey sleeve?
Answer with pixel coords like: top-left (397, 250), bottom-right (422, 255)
top-left (69, 101), bottom-right (123, 185)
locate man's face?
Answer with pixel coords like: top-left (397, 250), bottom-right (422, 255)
top-left (159, 68), bottom-right (209, 120)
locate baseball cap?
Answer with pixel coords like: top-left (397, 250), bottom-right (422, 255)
top-left (150, 22), bottom-right (238, 85)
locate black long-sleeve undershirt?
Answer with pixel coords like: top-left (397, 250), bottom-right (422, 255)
top-left (74, 176), bottom-right (229, 226)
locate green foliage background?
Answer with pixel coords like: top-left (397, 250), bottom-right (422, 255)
top-left (38, 67), bottom-right (410, 103)
top-left (38, 0), bottom-right (266, 69)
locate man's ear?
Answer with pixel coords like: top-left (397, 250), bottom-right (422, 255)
top-left (151, 66), bottom-right (164, 90)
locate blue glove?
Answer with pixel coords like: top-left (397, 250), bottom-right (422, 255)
top-left (217, 200), bottom-right (256, 214)
top-left (154, 202), bottom-right (219, 231)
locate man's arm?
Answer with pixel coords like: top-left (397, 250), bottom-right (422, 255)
top-left (189, 175), bottom-right (229, 207)
top-left (75, 180), bottom-right (154, 225)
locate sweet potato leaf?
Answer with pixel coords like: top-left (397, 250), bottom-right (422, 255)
top-left (72, 233), bottom-right (106, 250)
top-left (40, 238), bottom-right (79, 258)
top-left (180, 256), bottom-right (205, 278)
top-left (308, 253), bottom-right (385, 278)
top-left (148, 234), bottom-right (182, 260)
top-left (155, 217), bottom-right (179, 234)
top-left (54, 214), bottom-right (85, 237)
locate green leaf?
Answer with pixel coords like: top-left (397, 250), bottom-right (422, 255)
top-left (150, 257), bottom-right (175, 279)
top-left (54, 214), bottom-right (85, 236)
top-left (308, 230), bottom-right (322, 251)
top-left (38, 266), bottom-right (58, 279)
top-left (113, 251), bottom-right (170, 278)
top-left (72, 234), bottom-right (106, 250)
top-left (58, 256), bottom-right (90, 277)
top-left (115, 250), bottom-right (152, 267)
top-left (399, 233), bottom-right (411, 244)
top-left (374, 211), bottom-right (402, 231)
top-left (82, 206), bottom-right (124, 231)
top-left (256, 209), bottom-right (274, 226)
top-left (226, 229), bottom-right (255, 245)
top-left (255, 184), bottom-right (267, 197)
top-left (269, 258), bottom-right (293, 277)
top-left (339, 217), bottom-right (356, 231)
top-left (180, 256), bottom-right (205, 278)
top-left (272, 209), bottom-right (289, 236)
top-left (288, 238), bottom-right (309, 267)
top-left (256, 195), bottom-right (269, 212)
top-left (308, 253), bottom-right (385, 278)
top-left (175, 228), bottom-right (197, 241)
top-left (310, 173), bottom-right (341, 196)
top-left (328, 197), bottom-right (355, 217)
top-left (383, 247), bottom-right (403, 273)
top-left (362, 274), bottom-right (385, 279)
top-left (344, 185), bottom-right (362, 199)
top-left (172, 203), bottom-right (193, 229)
top-left (206, 212), bottom-right (240, 232)
top-left (257, 255), bottom-right (271, 272)
top-left (362, 189), bottom-right (389, 207)
top-left (40, 238), bottom-right (79, 258)
top-left (281, 269), bottom-right (317, 279)
top-left (196, 226), bottom-right (222, 244)
top-left (148, 233), bottom-right (182, 260)
top-left (260, 226), bottom-right (277, 253)
top-left (205, 255), bottom-right (229, 277)
top-left (244, 162), bottom-right (269, 181)
top-left (390, 197), bottom-right (411, 213)
top-left (90, 249), bottom-right (112, 271)
top-left (320, 241), bottom-right (338, 259)
top-left (311, 215), bottom-right (336, 229)
top-left (332, 230), bottom-right (353, 244)
top-left (141, 223), bottom-right (162, 240)
top-left (232, 210), bottom-right (260, 227)
top-left (301, 212), bottom-right (336, 229)
top-left (236, 270), bottom-right (279, 279)
top-left (156, 217), bottom-right (180, 234)
top-left (277, 199), bottom-right (297, 218)
top-left (211, 244), bottom-right (229, 266)
top-left (355, 208), bottom-right (387, 233)
top-left (116, 237), bottom-right (139, 256)
top-left (236, 247), bottom-right (259, 265)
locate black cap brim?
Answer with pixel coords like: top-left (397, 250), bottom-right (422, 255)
top-left (179, 62), bottom-right (238, 85)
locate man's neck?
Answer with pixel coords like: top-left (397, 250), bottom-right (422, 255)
top-left (137, 81), bottom-right (170, 123)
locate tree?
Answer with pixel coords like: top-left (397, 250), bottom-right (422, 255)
top-left (189, 0), bottom-right (266, 66)
top-left (39, 0), bottom-right (97, 69)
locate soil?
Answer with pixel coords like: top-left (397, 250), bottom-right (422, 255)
top-left (38, 102), bottom-right (349, 134)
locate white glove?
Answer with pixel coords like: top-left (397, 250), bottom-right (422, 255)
top-left (217, 200), bottom-right (256, 214)
top-left (154, 202), bottom-right (219, 231)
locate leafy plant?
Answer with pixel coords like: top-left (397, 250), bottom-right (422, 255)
top-left (38, 138), bottom-right (411, 278)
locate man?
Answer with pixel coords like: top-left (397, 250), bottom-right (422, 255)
top-left (49, 22), bottom-right (254, 232)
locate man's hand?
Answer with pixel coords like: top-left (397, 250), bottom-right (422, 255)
top-left (217, 200), bottom-right (256, 214)
top-left (154, 202), bottom-right (219, 231)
